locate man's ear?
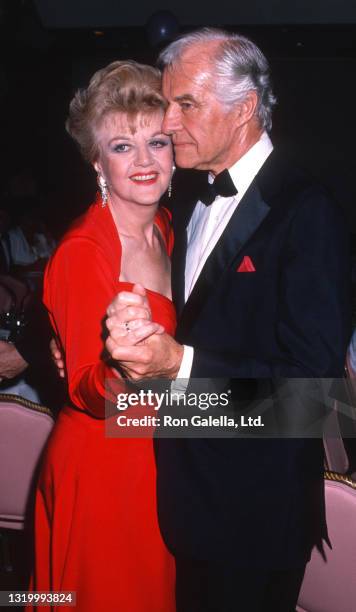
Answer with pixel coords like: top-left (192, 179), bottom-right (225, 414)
top-left (234, 91), bottom-right (258, 126)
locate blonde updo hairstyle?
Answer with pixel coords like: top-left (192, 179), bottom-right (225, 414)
top-left (66, 61), bottom-right (166, 163)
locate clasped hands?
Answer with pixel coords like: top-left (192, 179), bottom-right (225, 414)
top-left (105, 284), bottom-right (183, 381)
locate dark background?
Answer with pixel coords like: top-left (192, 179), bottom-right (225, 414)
top-left (1, 0), bottom-right (356, 237)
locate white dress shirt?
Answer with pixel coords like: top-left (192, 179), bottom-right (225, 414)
top-left (173, 132), bottom-right (273, 387)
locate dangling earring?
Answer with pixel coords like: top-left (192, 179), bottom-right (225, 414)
top-left (168, 165), bottom-right (176, 198)
top-left (98, 174), bottom-right (108, 207)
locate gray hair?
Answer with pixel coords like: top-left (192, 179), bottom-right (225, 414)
top-left (158, 28), bottom-right (276, 132)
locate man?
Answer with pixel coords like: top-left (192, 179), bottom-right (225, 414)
top-left (106, 28), bottom-right (351, 611)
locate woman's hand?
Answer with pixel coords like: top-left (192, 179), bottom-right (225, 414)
top-left (106, 283), bottom-right (164, 348)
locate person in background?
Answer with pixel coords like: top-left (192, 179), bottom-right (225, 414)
top-left (0, 287), bottom-right (60, 406)
top-left (0, 206), bottom-right (57, 403)
top-left (347, 328), bottom-right (356, 376)
top-left (0, 210), bottom-right (40, 400)
top-left (1, 169), bottom-right (55, 283)
top-left (0, 208), bottom-right (12, 273)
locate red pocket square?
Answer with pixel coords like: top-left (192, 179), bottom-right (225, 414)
top-left (237, 256), bottom-right (256, 272)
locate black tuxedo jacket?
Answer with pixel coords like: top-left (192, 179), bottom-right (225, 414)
top-left (156, 150), bottom-right (351, 568)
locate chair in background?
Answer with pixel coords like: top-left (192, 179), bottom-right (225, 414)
top-left (297, 471), bottom-right (356, 612)
top-left (342, 354), bottom-right (356, 476)
top-left (0, 394), bottom-right (54, 573)
top-left (323, 363), bottom-right (356, 477)
top-left (323, 401), bottom-right (349, 475)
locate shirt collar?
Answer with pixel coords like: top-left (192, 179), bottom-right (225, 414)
top-left (208, 132), bottom-right (273, 194)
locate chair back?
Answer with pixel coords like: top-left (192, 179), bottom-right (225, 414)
top-left (323, 401), bottom-right (349, 474)
top-left (0, 394), bottom-right (54, 530)
top-left (297, 472), bottom-right (356, 612)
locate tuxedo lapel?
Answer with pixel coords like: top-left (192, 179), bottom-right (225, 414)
top-left (170, 170), bottom-right (209, 317)
top-left (177, 180), bottom-right (271, 334)
top-left (171, 216), bottom-right (188, 317)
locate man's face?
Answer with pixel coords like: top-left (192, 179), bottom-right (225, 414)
top-left (162, 48), bottom-right (243, 175)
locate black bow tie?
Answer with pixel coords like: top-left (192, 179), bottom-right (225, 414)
top-left (199, 169), bottom-right (238, 206)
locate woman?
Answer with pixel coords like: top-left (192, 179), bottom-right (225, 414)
top-left (29, 61), bottom-right (176, 611)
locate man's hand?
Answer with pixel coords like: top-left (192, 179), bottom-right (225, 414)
top-left (0, 341), bottom-right (28, 380)
top-left (106, 283), bottom-right (184, 380)
top-left (50, 337), bottom-right (65, 378)
top-left (106, 330), bottom-right (184, 381)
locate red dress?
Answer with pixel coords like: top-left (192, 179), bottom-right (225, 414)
top-left (29, 198), bottom-right (176, 612)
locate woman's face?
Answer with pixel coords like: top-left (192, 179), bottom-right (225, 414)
top-left (94, 110), bottom-right (173, 208)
